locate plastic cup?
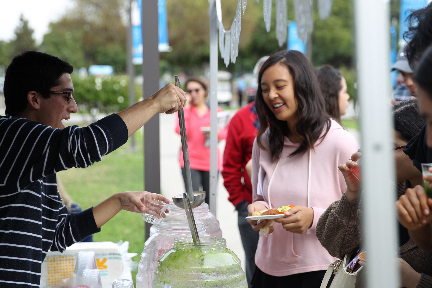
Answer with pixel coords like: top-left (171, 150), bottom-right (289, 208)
top-left (74, 251), bottom-right (97, 276)
top-left (421, 163), bottom-right (432, 198)
top-left (82, 268), bottom-right (102, 286)
top-left (141, 193), bottom-right (168, 224)
top-left (112, 279), bottom-right (134, 288)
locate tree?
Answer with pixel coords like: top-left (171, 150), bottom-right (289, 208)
top-left (311, 0), bottom-right (354, 68)
top-left (9, 15), bottom-right (37, 57)
top-left (40, 19), bottom-right (86, 69)
top-left (0, 41), bottom-right (13, 69)
top-left (41, 0), bottom-right (128, 72)
top-left (161, 0), bottom-right (264, 74)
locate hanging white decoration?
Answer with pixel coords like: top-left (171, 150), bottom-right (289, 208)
top-left (318, 0), bottom-right (333, 20)
top-left (276, 0), bottom-right (287, 47)
top-left (212, 0), bottom-right (329, 66)
top-left (294, 0), bottom-right (313, 43)
top-left (263, 0), bottom-right (272, 32)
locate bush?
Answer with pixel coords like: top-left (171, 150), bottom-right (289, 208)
top-left (72, 75), bottom-right (142, 116)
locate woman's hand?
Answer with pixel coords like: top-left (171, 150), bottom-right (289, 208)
top-left (275, 206), bottom-right (314, 234)
top-left (247, 202), bottom-right (273, 233)
top-left (396, 185), bottom-right (432, 230)
top-left (399, 258), bottom-right (421, 288)
top-left (338, 151), bottom-right (361, 202)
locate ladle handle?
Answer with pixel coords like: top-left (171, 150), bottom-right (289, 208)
top-left (183, 193), bottom-right (200, 245)
top-left (175, 76), bottom-right (194, 202)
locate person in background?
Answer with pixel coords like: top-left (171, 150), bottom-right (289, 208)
top-left (315, 65), bottom-right (350, 125)
top-left (237, 74), bottom-right (247, 107)
top-left (247, 50), bottom-right (359, 288)
top-left (397, 46), bottom-right (432, 251)
top-left (57, 175), bottom-right (93, 242)
top-left (222, 56), bottom-right (268, 287)
top-left (0, 51), bottom-right (185, 286)
top-left (391, 46), bottom-right (416, 104)
top-left (317, 99), bottom-right (432, 288)
top-left (175, 77), bottom-right (228, 208)
top-left (402, 2), bottom-right (432, 172)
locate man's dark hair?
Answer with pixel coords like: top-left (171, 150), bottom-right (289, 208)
top-left (413, 45), bottom-right (432, 98)
top-left (3, 51), bottom-right (73, 116)
top-left (315, 65), bottom-right (343, 124)
top-left (393, 99), bottom-right (425, 143)
top-left (255, 50), bottom-right (330, 160)
top-left (403, 2), bottom-right (432, 68)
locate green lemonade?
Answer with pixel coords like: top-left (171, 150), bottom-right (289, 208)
top-left (152, 238), bottom-right (247, 288)
top-left (424, 181), bottom-right (432, 198)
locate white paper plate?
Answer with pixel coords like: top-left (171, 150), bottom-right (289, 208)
top-left (246, 214), bottom-right (286, 221)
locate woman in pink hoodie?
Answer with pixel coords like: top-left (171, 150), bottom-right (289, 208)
top-left (247, 50), bottom-right (359, 288)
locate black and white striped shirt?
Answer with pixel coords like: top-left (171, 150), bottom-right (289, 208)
top-left (0, 114), bottom-right (128, 287)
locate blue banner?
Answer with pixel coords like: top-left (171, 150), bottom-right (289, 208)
top-left (399, 0), bottom-right (428, 44)
top-left (287, 21), bottom-right (306, 54)
top-left (132, 0), bottom-right (143, 64)
top-left (158, 0), bottom-right (169, 52)
top-left (390, 26), bottom-right (397, 88)
top-left (132, 0), bottom-right (169, 64)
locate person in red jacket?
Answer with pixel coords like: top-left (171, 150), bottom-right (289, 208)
top-left (222, 56), bottom-right (268, 287)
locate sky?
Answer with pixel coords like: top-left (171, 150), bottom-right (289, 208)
top-left (0, 0), bottom-right (72, 44)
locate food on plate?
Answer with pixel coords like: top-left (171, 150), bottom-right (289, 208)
top-left (252, 205), bottom-right (295, 216)
top-left (251, 205), bottom-right (295, 236)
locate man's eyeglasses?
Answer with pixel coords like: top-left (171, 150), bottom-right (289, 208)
top-left (186, 88), bottom-right (201, 94)
top-left (394, 145), bottom-right (405, 151)
top-left (50, 91), bottom-right (73, 104)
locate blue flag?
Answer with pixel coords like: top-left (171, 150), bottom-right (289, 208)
top-left (287, 21), bottom-right (306, 54)
top-left (132, 0), bottom-right (169, 64)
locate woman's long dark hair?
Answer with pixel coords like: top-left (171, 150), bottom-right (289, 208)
top-left (403, 2), bottom-right (432, 68)
top-left (413, 45), bottom-right (432, 98)
top-left (255, 50), bottom-right (331, 161)
top-left (315, 65), bottom-right (343, 124)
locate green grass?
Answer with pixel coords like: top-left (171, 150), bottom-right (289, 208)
top-left (57, 131), bottom-right (145, 284)
top-left (341, 118), bottom-right (359, 130)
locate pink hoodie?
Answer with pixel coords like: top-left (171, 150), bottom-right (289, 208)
top-left (251, 120), bottom-right (359, 276)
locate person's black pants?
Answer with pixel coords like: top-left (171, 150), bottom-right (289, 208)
top-left (251, 266), bottom-right (326, 288)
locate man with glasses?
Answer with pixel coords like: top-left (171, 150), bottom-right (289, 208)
top-left (0, 51), bottom-right (186, 287)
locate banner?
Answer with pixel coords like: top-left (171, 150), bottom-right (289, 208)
top-left (132, 0), bottom-right (169, 65)
top-left (390, 26), bottom-right (398, 88)
top-left (287, 21), bottom-right (306, 54)
top-left (399, 0), bottom-right (428, 45)
top-left (158, 0), bottom-right (169, 52)
top-left (132, 0), bottom-right (142, 65)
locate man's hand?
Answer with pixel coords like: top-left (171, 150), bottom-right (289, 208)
top-left (118, 191), bottom-right (170, 217)
top-left (275, 206), bottom-right (314, 234)
top-left (93, 191), bottom-right (170, 228)
top-left (396, 185), bottom-right (432, 230)
top-left (151, 83), bottom-right (186, 114)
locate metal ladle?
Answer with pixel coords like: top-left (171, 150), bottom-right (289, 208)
top-left (172, 75), bottom-right (206, 209)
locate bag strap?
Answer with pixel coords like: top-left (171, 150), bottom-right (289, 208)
top-left (320, 259), bottom-right (342, 288)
